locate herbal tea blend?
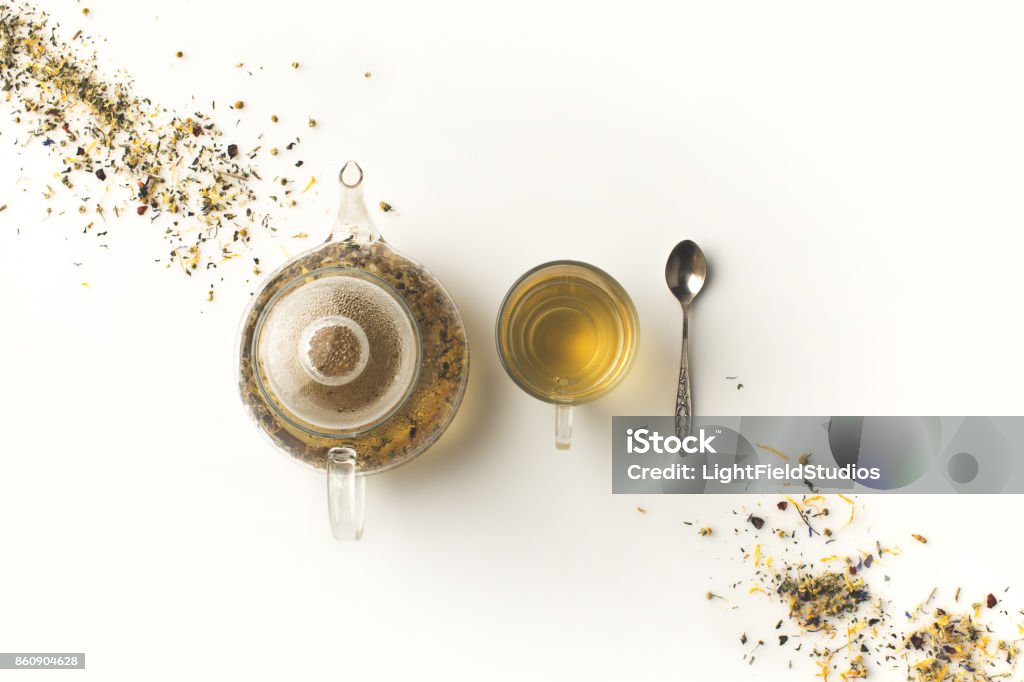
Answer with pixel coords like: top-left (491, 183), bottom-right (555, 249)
top-left (0, 1), bottom-right (320, 279)
top-left (690, 496), bottom-right (1022, 681)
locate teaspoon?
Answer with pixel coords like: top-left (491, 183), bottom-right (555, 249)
top-left (665, 240), bottom-right (708, 438)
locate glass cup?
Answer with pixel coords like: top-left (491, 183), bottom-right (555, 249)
top-left (495, 260), bottom-right (639, 449)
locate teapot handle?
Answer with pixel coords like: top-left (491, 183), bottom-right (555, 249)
top-left (327, 447), bottom-right (366, 540)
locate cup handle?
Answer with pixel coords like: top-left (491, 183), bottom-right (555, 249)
top-left (555, 404), bottom-right (573, 450)
top-left (327, 447), bottom-right (366, 541)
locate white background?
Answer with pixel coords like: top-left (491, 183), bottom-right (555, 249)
top-left (2, 1), bottom-right (1024, 680)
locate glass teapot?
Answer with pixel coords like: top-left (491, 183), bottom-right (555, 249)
top-left (237, 161), bottom-right (470, 540)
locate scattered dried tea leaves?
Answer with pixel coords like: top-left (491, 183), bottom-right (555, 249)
top-left (379, 200), bottom-right (394, 213)
top-left (778, 570), bottom-right (870, 629)
top-left (913, 534), bottom-right (928, 544)
top-left (757, 444), bottom-right (791, 461)
top-left (701, 497), bottom-right (1023, 682)
top-left (720, 498), bottom-right (896, 679)
top-left (0, 2), bottom-right (317, 282)
top-left (904, 609), bottom-right (1019, 682)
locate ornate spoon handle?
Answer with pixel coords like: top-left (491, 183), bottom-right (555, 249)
top-left (674, 308), bottom-right (692, 438)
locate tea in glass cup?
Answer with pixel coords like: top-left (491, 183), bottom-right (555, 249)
top-left (495, 260), bottom-right (639, 449)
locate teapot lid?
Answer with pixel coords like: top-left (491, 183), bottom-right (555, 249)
top-left (252, 266), bottom-right (422, 437)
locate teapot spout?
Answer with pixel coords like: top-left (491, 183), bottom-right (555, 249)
top-left (329, 161), bottom-right (381, 243)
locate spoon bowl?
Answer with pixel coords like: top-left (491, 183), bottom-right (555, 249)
top-left (665, 240), bottom-right (708, 307)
